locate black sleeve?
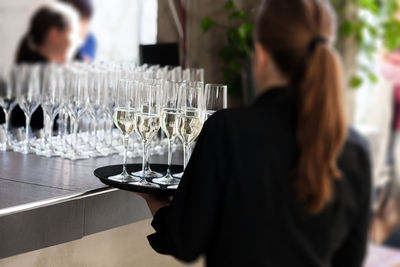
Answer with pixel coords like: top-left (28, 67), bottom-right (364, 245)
top-left (147, 114), bottom-right (225, 262)
top-left (332, 142), bottom-right (372, 267)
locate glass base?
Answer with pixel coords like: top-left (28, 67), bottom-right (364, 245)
top-left (167, 184), bottom-right (179, 189)
top-left (132, 169), bottom-right (163, 179)
top-left (35, 149), bottom-right (61, 158)
top-left (61, 151), bottom-right (90, 160)
top-left (0, 143), bottom-right (7, 151)
top-left (130, 179), bottom-right (160, 188)
top-left (173, 172), bottom-right (183, 179)
top-left (14, 145), bottom-right (34, 154)
top-left (152, 173), bottom-right (180, 186)
top-left (109, 173), bottom-right (141, 183)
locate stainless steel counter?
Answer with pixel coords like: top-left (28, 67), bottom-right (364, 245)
top-left (0, 151), bottom-right (179, 259)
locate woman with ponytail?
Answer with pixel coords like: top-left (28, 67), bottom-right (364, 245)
top-left (137, 0), bottom-right (371, 266)
top-left (12, 2), bottom-right (80, 130)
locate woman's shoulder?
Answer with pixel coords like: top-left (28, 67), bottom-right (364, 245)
top-left (338, 127), bottom-right (372, 199)
top-left (342, 127), bottom-right (370, 163)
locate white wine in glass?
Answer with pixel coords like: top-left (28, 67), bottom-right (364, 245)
top-left (135, 113), bottom-right (160, 142)
top-left (131, 81), bottom-right (161, 187)
top-left (173, 82), bottom-right (204, 179)
top-left (160, 108), bottom-right (180, 138)
top-left (109, 79), bottom-right (140, 183)
top-left (114, 108), bottom-right (136, 136)
top-left (178, 108), bottom-right (203, 145)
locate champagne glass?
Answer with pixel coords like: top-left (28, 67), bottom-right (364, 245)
top-left (63, 70), bottom-right (90, 160)
top-left (38, 65), bottom-right (62, 157)
top-left (132, 81), bottom-right (161, 187)
top-left (109, 79), bottom-right (140, 182)
top-left (3, 65), bottom-right (21, 150)
top-left (0, 66), bottom-right (15, 151)
top-left (17, 64), bottom-right (41, 154)
top-left (131, 79), bottom-right (163, 178)
top-left (152, 80), bottom-right (182, 185)
top-left (204, 84), bottom-right (228, 119)
top-left (174, 82), bottom-right (204, 179)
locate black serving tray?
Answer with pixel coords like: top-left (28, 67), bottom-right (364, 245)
top-left (94, 164), bottom-right (183, 195)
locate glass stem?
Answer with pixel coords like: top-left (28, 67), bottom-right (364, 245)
top-left (107, 120), bottom-right (113, 147)
top-left (3, 108), bottom-right (8, 147)
top-left (92, 112), bottom-right (97, 150)
top-left (73, 118), bottom-right (79, 153)
top-left (142, 140), bottom-right (148, 181)
top-left (49, 116), bottom-right (54, 151)
top-left (6, 110), bottom-right (11, 147)
top-left (25, 114), bottom-right (31, 151)
top-left (166, 138), bottom-right (173, 176)
top-left (122, 135), bottom-right (129, 175)
top-left (183, 143), bottom-right (191, 170)
top-left (145, 140), bottom-right (150, 172)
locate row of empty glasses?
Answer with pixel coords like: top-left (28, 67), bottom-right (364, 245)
top-left (0, 62), bottom-right (227, 186)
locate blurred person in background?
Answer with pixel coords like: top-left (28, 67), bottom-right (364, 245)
top-left (59, 0), bottom-right (96, 62)
top-left (13, 2), bottom-right (80, 131)
top-left (137, 0), bottom-right (372, 266)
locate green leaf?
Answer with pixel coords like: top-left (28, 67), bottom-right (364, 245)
top-left (201, 16), bottom-right (215, 33)
top-left (367, 72), bottom-right (378, 83)
top-left (339, 20), bottom-right (354, 37)
top-left (229, 10), bottom-right (248, 20)
top-left (238, 23), bottom-right (253, 41)
top-left (227, 28), bottom-right (241, 46)
top-left (359, 0), bottom-right (380, 15)
top-left (349, 75), bottom-right (363, 89)
top-left (383, 20), bottom-right (400, 51)
top-left (224, 0), bottom-right (235, 10)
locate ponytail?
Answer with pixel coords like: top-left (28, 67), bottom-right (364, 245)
top-left (15, 36), bottom-right (32, 64)
top-left (256, 0), bottom-right (347, 213)
top-left (296, 43), bottom-right (346, 214)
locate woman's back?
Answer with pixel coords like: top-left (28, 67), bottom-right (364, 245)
top-left (142, 0), bottom-right (371, 266)
top-left (149, 87), bottom-right (371, 266)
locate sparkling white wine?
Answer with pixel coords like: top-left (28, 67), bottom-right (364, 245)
top-left (113, 108), bottom-right (136, 135)
top-left (161, 108), bottom-right (181, 139)
top-left (135, 113), bottom-right (161, 141)
top-left (178, 109), bottom-right (203, 144)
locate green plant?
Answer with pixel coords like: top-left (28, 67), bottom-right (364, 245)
top-left (332, 0), bottom-right (400, 88)
top-left (202, 0), bottom-right (400, 94)
top-left (201, 0), bottom-right (253, 97)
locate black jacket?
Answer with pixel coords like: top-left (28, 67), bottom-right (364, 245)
top-left (148, 87), bottom-right (372, 267)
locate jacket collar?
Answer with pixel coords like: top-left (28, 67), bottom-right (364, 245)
top-left (253, 86), bottom-right (294, 107)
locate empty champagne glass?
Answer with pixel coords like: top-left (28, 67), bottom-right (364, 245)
top-left (17, 64), bottom-right (41, 154)
top-left (152, 80), bottom-right (181, 185)
top-left (204, 84), bottom-right (228, 119)
top-left (63, 70), bottom-right (90, 160)
top-left (109, 79), bottom-right (140, 182)
top-left (0, 66), bottom-right (13, 150)
top-left (174, 82), bottom-right (204, 179)
top-left (132, 81), bottom-right (161, 187)
top-left (38, 65), bottom-right (62, 156)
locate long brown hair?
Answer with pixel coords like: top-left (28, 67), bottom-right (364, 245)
top-left (256, 0), bottom-right (347, 213)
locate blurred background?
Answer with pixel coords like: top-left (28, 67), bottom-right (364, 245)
top-left (0, 0), bottom-right (400, 266)
top-left (0, 0), bottom-right (158, 66)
